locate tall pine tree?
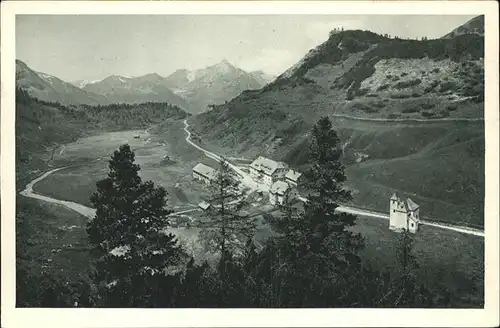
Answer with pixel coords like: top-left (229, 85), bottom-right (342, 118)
top-left (199, 159), bottom-right (256, 304)
top-left (269, 116), bottom-right (365, 306)
top-left (87, 144), bottom-right (181, 306)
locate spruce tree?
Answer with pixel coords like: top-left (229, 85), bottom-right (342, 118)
top-left (390, 228), bottom-right (433, 307)
top-left (86, 144), bottom-right (180, 306)
top-left (199, 159), bottom-right (256, 304)
top-left (271, 116), bottom-right (365, 306)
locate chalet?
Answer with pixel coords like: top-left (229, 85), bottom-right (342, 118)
top-left (285, 169), bottom-right (302, 187)
top-left (249, 156), bottom-right (288, 187)
top-left (389, 193), bottom-right (420, 233)
top-left (192, 163), bottom-right (216, 185)
top-left (198, 201), bottom-right (211, 211)
top-left (269, 180), bottom-right (296, 206)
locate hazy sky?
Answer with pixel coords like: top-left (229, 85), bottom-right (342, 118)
top-left (16, 15), bottom-right (476, 82)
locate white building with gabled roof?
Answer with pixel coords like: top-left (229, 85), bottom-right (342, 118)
top-left (192, 163), bottom-right (217, 185)
top-left (389, 193), bottom-right (420, 233)
top-left (198, 201), bottom-right (211, 211)
top-left (249, 156), bottom-right (288, 187)
top-left (285, 169), bottom-right (302, 187)
top-left (269, 180), bottom-right (296, 205)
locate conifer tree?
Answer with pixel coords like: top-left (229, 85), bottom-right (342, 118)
top-left (390, 228), bottom-right (433, 307)
top-left (270, 116), bottom-right (365, 306)
top-left (302, 116), bottom-right (363, 264)
top-left (87, 144), bottom-right (180, 306)
top-left (199, 159), bottom-right (256, 303)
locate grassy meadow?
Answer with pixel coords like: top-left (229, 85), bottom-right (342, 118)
top-left (16, 197), bottom-right (93, 306)
top-left (352, 216), bottom-right (484, 307)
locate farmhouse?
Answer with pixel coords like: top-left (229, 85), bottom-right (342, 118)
top-left (389, 193), bottom-right (420, 233)
top-left (269, 180), bottom-right (296, 206)
top-left (198, 201), bottom-right (211, 211)
top-left (192, 163), bottom-right (216, 185)
top-left (249, 156), bottom-right (288, 186)
top-left (285, 169), bottom-right (302, 187)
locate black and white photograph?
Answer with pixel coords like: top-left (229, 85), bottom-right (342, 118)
top-left (1, 1), bottom-right (499, 327)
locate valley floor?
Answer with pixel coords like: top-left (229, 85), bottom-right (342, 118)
top-left (17, 118), bottom-right (484, 307)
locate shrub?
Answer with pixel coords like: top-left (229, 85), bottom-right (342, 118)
top-left (366, 93), bottom-right (379, 98)
top-left (421, 111), bottom-right (435, 118)
top-left (432, 68), bottom-right (440, 73)
top-left (390, 93), bottom-right (412, 99)
top-left (446, 104), bottom-right (458, 111)
top-left (439, 81), bottom-right (456, 93)
top-left (387, 113), bottom-right (400, 119)
top-left (352, 102), bottom-right (378, 113)
top-left (421, 102), bottom-right (436, 110)
top-left (412, 92), bottom-right (421, 97)
top-left (394, 78), bottom-right (422, 89)
top-left (401, 72), bottom-right (408, 77)
top-left (437, 110), bottom-right (450, 118)
top-left (402, 107), bottom-right (419, 113)
top-left (355, 88), bottom-right (370, 97)
top-left (377, 84), bottom-right (390, 91)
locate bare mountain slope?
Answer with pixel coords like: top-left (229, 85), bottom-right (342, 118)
top-left (193, 29), bottom-right (484, 152)
top-left (442, 15), bottom-right (484, 39)
top-left (165, 60), bottom-right (266, 113)
top-left (16, 60), bottom-right (106, 105)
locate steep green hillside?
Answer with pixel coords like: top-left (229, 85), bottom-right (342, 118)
top-left (191, 24), bottom-right (484, 227)
top-left (344, 121), bottom-right (484, 228)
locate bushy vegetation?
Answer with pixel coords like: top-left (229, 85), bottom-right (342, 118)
top-left (394, 78), bottom-right (422, 89)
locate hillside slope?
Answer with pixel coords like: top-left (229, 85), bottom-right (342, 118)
top-left (16, 60), bottom-right (106, 105)
top-left (191, 25), bottom-right (484, 227)
top-left (442, 15), bottom-right (484, 39)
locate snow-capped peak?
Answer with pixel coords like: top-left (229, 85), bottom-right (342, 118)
top-left (71, 79), bottom-right (102, 88)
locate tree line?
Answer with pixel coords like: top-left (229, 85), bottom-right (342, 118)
top-left (18, 116), bottom-right (452, 308)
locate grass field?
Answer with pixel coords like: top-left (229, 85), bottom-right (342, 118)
top-left (344, 121), bottom-right (484, 228)
top-left (16, 196), bottom-right (93, 306)
top-left (33, 120), bottom-right (217, 209)
top-left (352, 216), bottom-right (484, 307)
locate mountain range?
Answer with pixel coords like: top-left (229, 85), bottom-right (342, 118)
top-left (16, 60), bottom-right (106, 105)
top-left (162, 60), bottom-right (273, 113)
top-left (16, 59), bottom-right (274, 114)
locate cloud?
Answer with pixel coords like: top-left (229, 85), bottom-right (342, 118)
top-left (238, 47), bottom-right (300, 75)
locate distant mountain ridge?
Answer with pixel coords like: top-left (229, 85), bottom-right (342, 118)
top-left (249, 70), bottom-right (276, 86)
top-left (164, 60), bottom-right (270, 113)
top-left (16, 60), bottom-right (106, 105)
top-left (17, 59), bottom-right (272, 114)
